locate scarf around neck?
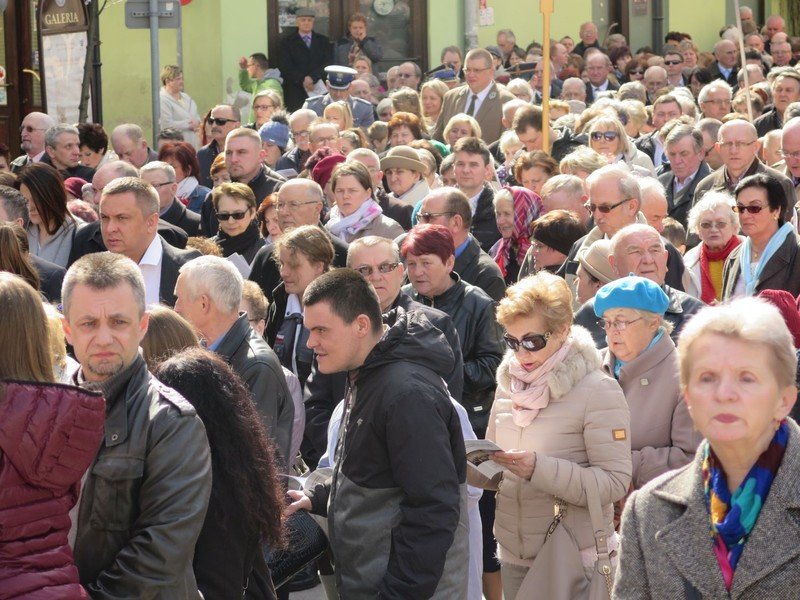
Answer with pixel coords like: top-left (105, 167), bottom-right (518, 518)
top-left (176, 176), bottom-right (199, 206)
top-left (506, 339), bottom-right (572, 427)
top-left (702, 420), bottom-right (788, 591)
top-left (700, 236), bottom-right (741, 304)
top-left (215, 219), bottom-right (261, 259)
top-left (326, 198), bottom-right (382, 242)
top-left (740, 221), bottom-right (794, 296)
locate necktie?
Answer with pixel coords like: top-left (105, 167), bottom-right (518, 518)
top-left (302, 34), bottom-right (311, 48)
top-left (467, 94), bottom-right (478, 116)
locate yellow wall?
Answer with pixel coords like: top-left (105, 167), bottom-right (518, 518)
top-left (475, 0), bottom-right (593, 49)
top-left (665, 1), bottom-right (726, 54)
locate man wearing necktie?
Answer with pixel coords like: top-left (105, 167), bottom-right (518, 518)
top-left (584, 51), bottom-right (619, 104)
top-left (278, 8), bottom-right (332, 111)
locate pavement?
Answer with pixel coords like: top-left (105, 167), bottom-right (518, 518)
top-left (286, 585), bottom-right (325, 600)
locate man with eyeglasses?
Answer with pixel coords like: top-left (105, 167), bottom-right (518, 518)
top-left (278, 8), bottom-right (332, 111)
top-left (657, 124), bottom-right (711, 228)
top-left (563, 165), bottom-right (688, 298)
top-left (248, 178), bottom-right (348, 302)
top-left (663, 50), bottom-right (687, 88)
top-left (417, 186), bottom-right (505, 301)
top-left (140, 161), bottom-right (201, 236)
top-left (709, 39), bottom-right (739, 87)
top-left (433, 47), bottom-right (516, 145)
top-left (754, 68), bottom-right (800, 136)
top-left (11, 111), bottom-right (56, 173)
top-left (281, 108), bottom-right (316, 174)
top-left (304, 65), bottom-right (375, 129)
top-left (237, 52), bottom-right (284, 100)
top-left (693, 119), bottom-right (795, 222)
top-left (574, 223), bottom-right (703, 349)
top-left (698, 80), bottom-right (732, 121)
top-left (197, 104), bottom-right (241, 188)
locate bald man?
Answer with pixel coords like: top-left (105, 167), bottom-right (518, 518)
top-left (710, 40), bottom-right (739, 87)
top-left (11, 111), bottom-right (56, 172)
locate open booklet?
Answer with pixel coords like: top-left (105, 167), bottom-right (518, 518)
top-left (465, 439), bottom-right (505, 480)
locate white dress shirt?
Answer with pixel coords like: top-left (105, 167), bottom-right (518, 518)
top-left (138, 235), bottom-right (164, 307)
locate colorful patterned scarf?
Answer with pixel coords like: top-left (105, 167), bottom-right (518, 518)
top-left (702, 420), bottom-right (789, 591)
top-left (493, 186), bottom-right (542, 278)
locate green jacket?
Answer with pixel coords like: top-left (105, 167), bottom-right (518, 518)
top-left (238, 69), bottom-right (284, 100)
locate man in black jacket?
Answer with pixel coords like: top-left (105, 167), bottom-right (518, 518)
top-left (278, 9), bottom-right (332, 111)
top-left (196, 105), bottom-right (241, 187)
top-left (287, 269), bottom-right (469, 599)
top-left (452, 137), bottom-right (500, 253)
top-left (658, 124), bottom-right (710, 228)
top-left (140, 161), bottom-right (201, 236)
top-left (63, 252), bottom-right (211, 597)
top-left (174, 255), bottom-right (294, 468)
top-left (41, 124), bottom-right (95, 181)
top-left (302, 236), bottom-right (465, 468)
top-left (199, 128), bottom-right (285, 237)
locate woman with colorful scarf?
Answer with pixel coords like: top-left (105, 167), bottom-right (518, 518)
top-left (325, 161), bottom-right (404, 243)
top-left (489, 186), bottom-right (542, 285)
top-left (479, 272), bottom-right (632, 599)
top-left (614, 296), bottom-right (800, 597)
top-left (595, 275), bottom-right (702, 490)
top-left (721, 173), bottom-right (800, 299)
top-left (683, 192), bottom-right (742, 303)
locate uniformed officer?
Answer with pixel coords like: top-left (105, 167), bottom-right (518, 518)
top-left (303, 65), bottom-right (375, 129)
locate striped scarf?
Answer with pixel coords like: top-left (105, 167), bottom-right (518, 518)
top-left (702, 420), bottom-right (789, 591)
top-left (492, 186), bottom-right (541, 278)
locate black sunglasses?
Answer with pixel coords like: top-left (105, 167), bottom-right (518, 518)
top-left (664, 59), bottom-right (684, 66)
top-left (208, 117), bottom-right (237, 126)
top-left (591, 131), bottom-right (619, 142)
top-left (503, 332), bottom-right (551, 352)
top-left (216, 210), bottom-right (250, 221)
top-left (418, 211), bottom-right (455, 223)
top-left (583, 198), bottom-right (630, 214)
top-left (733, 204), bottom-right (765, 214)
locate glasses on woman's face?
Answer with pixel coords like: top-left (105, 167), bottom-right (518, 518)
top-left (596, 318), bottom-right (642, 332)
top-left (503, 331), bottom-right (551, 352)
top-left (216, 210), bottom-right (250, 221)
top-left (591, 131), bottom-right (619, 142)
top-left (733, 204), bottom-right (766, 214)
top-left (699, 220), bottom-right (730, 230)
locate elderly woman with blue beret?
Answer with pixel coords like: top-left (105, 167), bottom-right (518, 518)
top-left (595, 275), bottom-right (702, 490)
top-left (614, 297), bottom-right (800, 597)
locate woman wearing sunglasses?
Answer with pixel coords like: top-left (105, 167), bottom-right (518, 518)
top-left (595, 275), bottom-right (701, 494)
top-left (481, 271), bottom-right (631, 598)
top-left (587, 115), bottom-right (656, 176)
top-left (721, 173), bottom-right (800, 299)
top-left (210, 182), bottom-right (265, 266)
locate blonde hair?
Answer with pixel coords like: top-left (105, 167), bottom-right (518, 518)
top-left (588, 115), bottom-right (632, 155)
top-left (678, 297), bottom-right (797, 388)
top-left (497, 271), bottom-right (573, 333)
top-left (443, 113), bottom-right (482, 141)
top-left (242, 280), bottom-right (269, 322)
top-left (324, 101), bottom-right (354, 131)
top-left (0, 273), bottom-right (54, 382)
top-left (42, 302), bottom-right (68, 373)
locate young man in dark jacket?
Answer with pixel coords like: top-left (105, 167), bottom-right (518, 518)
top-left (287, 269), bottom-right (469, 599)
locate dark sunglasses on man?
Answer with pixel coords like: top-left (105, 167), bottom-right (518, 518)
top-left (208, 117), bottom-right (237, 126)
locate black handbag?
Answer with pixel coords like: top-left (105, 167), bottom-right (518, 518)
top-left (265, 509), bottom-right (329, 589)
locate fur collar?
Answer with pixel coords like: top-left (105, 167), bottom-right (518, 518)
top-left (496, 325), bottom-right (601, 401)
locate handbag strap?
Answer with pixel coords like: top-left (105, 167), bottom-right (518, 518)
top-left (585, 470), bottom-right (614, 598)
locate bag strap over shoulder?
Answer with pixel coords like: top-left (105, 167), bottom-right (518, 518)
top-left (585, 470), bottom-right (614, 599)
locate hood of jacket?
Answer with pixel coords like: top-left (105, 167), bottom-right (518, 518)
top-left (358, 307), bottom-right (455, 383)
top-left (496, 324), bottom-right (601, 401)
top-left (263, 68), bottom-right (283, 83)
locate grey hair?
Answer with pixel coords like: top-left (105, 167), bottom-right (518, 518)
top-left (559, 146), bottom-right (608, 175)
top-left (45, 124), bottom-right (79, 149)
top-left (686, 191), bottom-right (738, 235)
top-left (497, 28), bottom-right (516, 42)
top-left (587, 164), bottom-right (642, 208)
top-left (346, 236), bottom-right (401, 265)
top-left (140, 161), bottom-right (176, 182)
top-left (785, 102), bottom-right (800, 121)
top-left (609, 223), bottom-right (665, 257)
top-left (112, 123), bottom-right (146, 143)
top-left (618, 82), bottom-right (648, 104)
top-left (288, 108), bottom-right (318, 126)
top-left (498, 130), bottom-right (521, 154)
top-left (638, 176), bottom-right (667, 201)
top-left (62, 252), bottom-right (146, 318)
top-left (178, 256), bottom-right (243, 314)
top-left (540, 174), bottom-right (585, 201)
top-left (678, 297), bottom-right (797, 388)
top-left (278, 178), bottom-right (324, 205)
top-left (101, 176), bottom-right (159, 215)
top-left (101, 160), bottom-right (140, 179)
top-left (492, 187), bottom-right (514, 208)
top-left (506, 79), bottom-right (534, 100)
top-left (664, 124), bottom-right (704, 153)
top-left (347, 147), bottom-right (381, 164)
top-left (0, 185), bottom-right (29, 226)
top-left (698, 80), bottom-right (733, 104)
top-left (502, 98), bottom-right (530, 120)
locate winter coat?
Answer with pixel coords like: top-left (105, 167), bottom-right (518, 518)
top-left (159, 89), bottom-right (200, 148)
top-left (601, 333), bottom-right (702, 488)
top-left (306, 309), bottom-right (470, 599)
top-left (721, 232), bottom-right (800, 300)
top-left (487, 325), bottom-right (632, 567)
top-left (0, 381), bottom-right (104, 600)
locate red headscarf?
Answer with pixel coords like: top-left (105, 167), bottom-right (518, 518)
top-left (493, 186), bottom-right (542, 278)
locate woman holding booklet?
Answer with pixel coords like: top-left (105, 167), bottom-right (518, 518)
top-left (481, 271), bottom-right (632, 599)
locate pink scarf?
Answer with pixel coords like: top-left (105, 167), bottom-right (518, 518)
top-left (493, 186), bottom-right (542, 278)
top-left (507, 340), bottom-right (572, 427)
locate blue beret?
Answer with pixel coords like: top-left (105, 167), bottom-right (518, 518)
top-left (325, 65), bottom-right (357, 89)
top-left (593, 274), bottom-right (670, 318)
top-left (258, 120), bottom-right (289, 149)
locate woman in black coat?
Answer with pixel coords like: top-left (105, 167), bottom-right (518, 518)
top-left (211, 182), bottom-right (266, 265)
top-left (155, 348), bottom-right (286, 600)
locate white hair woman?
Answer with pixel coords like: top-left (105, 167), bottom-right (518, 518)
top-left (683, 192), bottom-right (741, 303)
top-left (614, 297), bottom-right (800, 596)
top-left (443, 113), bottom-right (482, 149)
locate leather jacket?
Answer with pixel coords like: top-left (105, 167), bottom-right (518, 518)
top-left (73, 355), bottom-right (212, 599)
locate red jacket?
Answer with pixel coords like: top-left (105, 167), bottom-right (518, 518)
top-left (0, 380), bottom-right (104, 599)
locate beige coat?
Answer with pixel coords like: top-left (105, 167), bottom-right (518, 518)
top-left (431, 81), bottom-right (516, 145)
top-left (601, 332), bottom-right (702, 489)
top-left (487, 325), bottom-right (632, 567)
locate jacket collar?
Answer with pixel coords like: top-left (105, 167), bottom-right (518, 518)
top-left (213, 313), bottom-right (251, 361)
top-left (103, 354), bottom-right (150, 448)
top-left (651, 419), bottom-right (800, 597)
top-left (416, 272), bottom-right (463, 307)
top-left (161, 198), bottom-right (185, 222)
top-left (603, 328), bottom-right (675, 383)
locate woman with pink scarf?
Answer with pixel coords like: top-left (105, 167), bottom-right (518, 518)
top-left (490, 186), bottom-right (542, 285)
top-left (482, 271), bottom-right (632, 599)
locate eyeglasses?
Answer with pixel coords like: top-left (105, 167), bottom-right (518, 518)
top-left (733, 203), bottom-right (766, 214)
top-left (276, 200), bottom-right (319, 211)
top-left (503, 332), bottom-right (551, 352)
top-left (19, 125), bottom-right (46, 133)
top-left (664, 59), bottom-right (684, 66)
top-left (719, 140), bottom-right (755, 150)
top-left (418, 211), bottom-right (455, 223)
top-left (531, 241), bottom-right (550, 252)
top-left (699, 220), bottom-right (730, 230)
top-left (253, 104), bottom-right (276, 111)
top-left (354, 262), bottom-right (400, 277)
top-left (216, 210), bottom-right (251, 221)
top-left (703, 146), bottom-right (715, 157)
top-left (779, 150), bottom-right (800, 160)
top-left (208, 117), bottom-right (238, 126)
top-left (590, 131), bottom-right (619, 142)
top-left (628, 69), bottom-right (645, 75)
top-left (151, 181), bottom-right (174, 189)
top-left (596, 318), bottom-right (642, 332)
top-left (291, 130), bottom-right (310, 139)
top-left (584, 198), bottom-right (631, 213)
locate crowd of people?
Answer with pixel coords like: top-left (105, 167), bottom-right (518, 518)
top-left (4, 6), bottom-right (800, 600)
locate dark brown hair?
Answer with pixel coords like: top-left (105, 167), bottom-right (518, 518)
top-left (0, 223), bottom-right (40, 291)
top-left (16, 163), bottom-right (72, 235)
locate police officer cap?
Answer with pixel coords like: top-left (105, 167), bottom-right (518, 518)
top-left (426, 63), bottom-right (459, 82)
top-left (325, 65), bottom-right (358, 90)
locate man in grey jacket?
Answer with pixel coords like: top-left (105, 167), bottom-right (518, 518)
top-left (175, 255), bottom-right (294, 467)
top-left (63, 252), bottom-right (211, 598)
